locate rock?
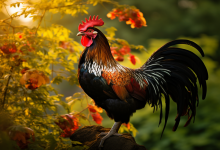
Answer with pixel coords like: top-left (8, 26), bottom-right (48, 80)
top-left (70, 125), bottom-right (147, 150)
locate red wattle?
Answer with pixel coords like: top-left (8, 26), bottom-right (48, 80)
top-left (81, 36), bottom-right (93, 47)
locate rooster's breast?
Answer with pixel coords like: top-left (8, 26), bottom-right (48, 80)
top-left (78, 64), bottom-right (146, 123)
top-left (78, 64), bottom-right (117, 104)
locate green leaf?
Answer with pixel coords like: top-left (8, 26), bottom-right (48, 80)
top-left (72, 141), bottom-right (82, 145)
top-left (51, 75), bottom-right (64, 84)
top-left (44, 133), bottom-right (57, 150)
top-left (59, 101), bottom-right (70, 113)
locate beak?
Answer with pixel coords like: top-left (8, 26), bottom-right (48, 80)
top-left (77, 32), bottom-right (84, 36)
top-left (93, 31), bottom-right (98, 34)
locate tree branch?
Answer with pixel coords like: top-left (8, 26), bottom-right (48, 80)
top-left (70, 125), bottom-right (147, 150)
top-left (35, 9), bottom-right (46, 36)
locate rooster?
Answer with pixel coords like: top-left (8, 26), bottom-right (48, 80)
top-left (77, 16), bottom-right (208, 148)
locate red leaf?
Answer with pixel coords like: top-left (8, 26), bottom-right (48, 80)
top-left (21, 67), bottom-right (30, 75)
top-left (129, 55), bottom-right (136, 65)
top-left (25, 79), bottom-right (39, 90)
top-left (119, 46), bottom-right (130, 55)
top-left (0, 44), bottom-right (17, 54)
top-left (115, 56), bottom-right (124, 62)
top-left (88, 104), bottom-right (97, 113)
top-left (119, 15), bottom-right (129, 22)
top-left (10, 127), bottom-right (35, 149)
top-left (55, 114), bottom-right (80, 137)
top-left (65, 115), bottom-right (79, 131)
top-left (91, 112), bottom-right (103, 124)
top-left (134, 19), bottom-right (143, 28)
top-left (17, 32), bottom-right (23, 39)
top-left (108, 7), bottom-right (147, 29)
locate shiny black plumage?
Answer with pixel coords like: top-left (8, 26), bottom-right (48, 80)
top-left (78, 27), bottom-right (208, 134)
top-left (78, 43), bottom-right (141, 123)
top-left (135, 39), bottom-right (208, 133)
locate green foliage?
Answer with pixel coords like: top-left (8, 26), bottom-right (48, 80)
top-left (0, 0), bottom-right (120, 150)
top-left (0, 0), bottom-right (141, 149)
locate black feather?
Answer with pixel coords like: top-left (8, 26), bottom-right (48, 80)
top-left (136, 39), bottom-right (208, 135)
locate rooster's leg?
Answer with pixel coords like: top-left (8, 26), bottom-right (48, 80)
top-left (99, 121), bottom-right (122, 148)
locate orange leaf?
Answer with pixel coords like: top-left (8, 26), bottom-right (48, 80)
top-left (135, 56), bottom-right (141, 64)
top-left (123, 123), bottom-right (130, 130)
top-left (91, 112), bottom-right (103, 124)
top-left (20, 69), bottom-right (49, 89)
top-left (90, 100), bottom-right (103, 113)
top-left (107, 12), bottom-right (116, 20)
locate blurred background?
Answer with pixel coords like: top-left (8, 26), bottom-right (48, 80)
top-left (2, 0), bottom-right (220, 150)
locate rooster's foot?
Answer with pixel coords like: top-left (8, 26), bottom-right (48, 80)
top-left (99, 132), bottom-right (122, 149)
top-left (98, 121), bottom-right (122, 149)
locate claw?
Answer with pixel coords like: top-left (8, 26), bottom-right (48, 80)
top-left (98, 132), bottom-right (108, 137)
top-left (98, 122), bottom-right (122, 148)
top-left (99, 138), bottom-right (105, 148)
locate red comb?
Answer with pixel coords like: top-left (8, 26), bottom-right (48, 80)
top-left (78, 15), bottom-right (104, 31)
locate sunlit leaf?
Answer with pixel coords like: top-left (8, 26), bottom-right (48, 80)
top-left (105, 27), bottom-right (117, 38)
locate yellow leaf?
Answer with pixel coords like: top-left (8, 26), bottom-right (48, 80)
top-left (25, 109), bottom-right (29, 116)
top-left (105, 27), bottom-right (117, 38)
top-left (82, 9), bottom-right (88, 14)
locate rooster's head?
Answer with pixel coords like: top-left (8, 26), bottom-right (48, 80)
top-left (77, 15), bottom-right (104, 47)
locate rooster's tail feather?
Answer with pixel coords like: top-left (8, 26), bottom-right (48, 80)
top-left (136, 39), bottom-right (208, 135)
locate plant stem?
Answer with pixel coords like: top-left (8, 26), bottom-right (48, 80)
top-left (2, 74), bottom-right (11, 109)
top-left (76, 106), bottom-right (88, 114)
